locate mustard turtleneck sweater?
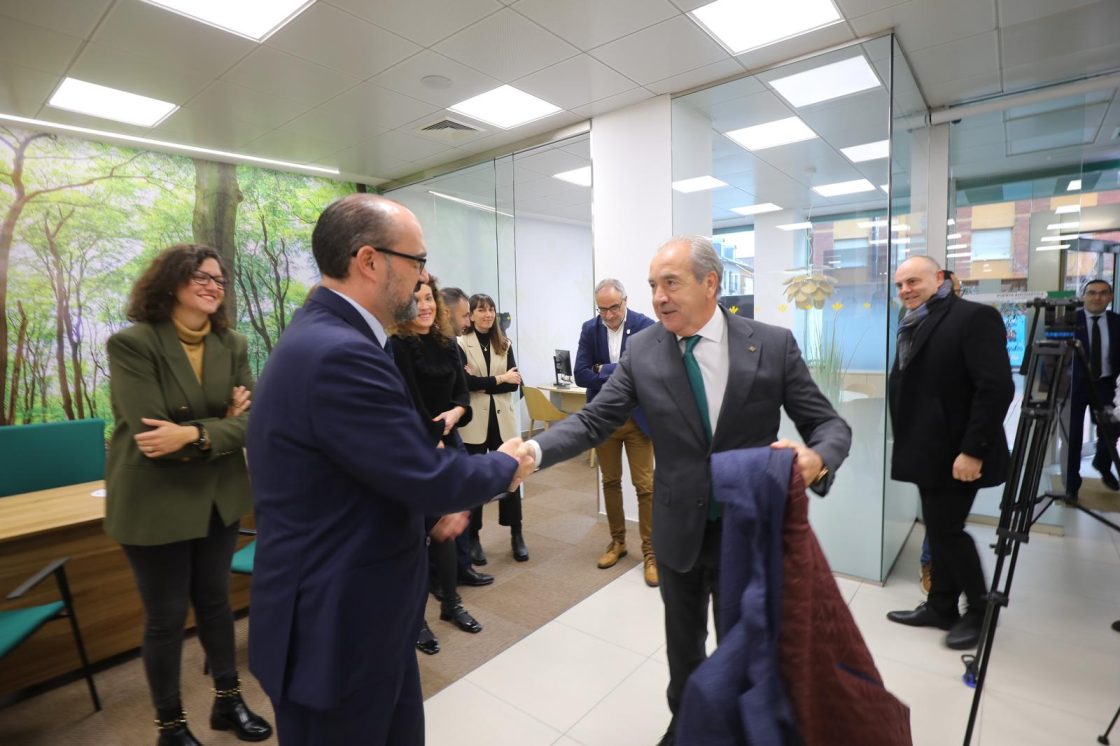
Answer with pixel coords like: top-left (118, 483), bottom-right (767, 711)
top-left (171, 316), bottom-right (210, 383)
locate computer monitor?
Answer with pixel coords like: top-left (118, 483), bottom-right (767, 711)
top-left (553, 349), bottom-right (573, 387)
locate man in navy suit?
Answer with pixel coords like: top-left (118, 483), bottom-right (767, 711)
top-left (247, 194), bottom-right (532, 745)
top-left (1065, 279), bottom-right (1120, 497)
top-left (574, 278), bottom-right (659, 585)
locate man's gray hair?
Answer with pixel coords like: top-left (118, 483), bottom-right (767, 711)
top-left (660, 235), bottom-right (723, 296)
top-left (594, 278), bottom-right (626, 297)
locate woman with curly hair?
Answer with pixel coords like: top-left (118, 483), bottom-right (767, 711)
top-left (106, 244), bottom-right (271, 745)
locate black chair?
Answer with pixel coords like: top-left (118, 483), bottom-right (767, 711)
top-left (0, 557), bottom-right (101, 711)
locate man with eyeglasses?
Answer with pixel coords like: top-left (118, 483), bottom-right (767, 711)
top-left (247, 194), bottom-right (533, 746)
top-left (1065, 279), bottom-right (1120, 498)
top-left (574, 278), bottom-right (658, 585)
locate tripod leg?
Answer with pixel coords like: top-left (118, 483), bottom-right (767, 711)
top-left (1099, 702), bottom-right (1120, 744)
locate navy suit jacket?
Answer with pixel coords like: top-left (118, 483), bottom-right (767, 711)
top-left (1073, 308), bottom-right (1120, 397)
top-left (247, 287), bottom-right (516, 710)
top-left (573, 309), bottom-right (655, 434)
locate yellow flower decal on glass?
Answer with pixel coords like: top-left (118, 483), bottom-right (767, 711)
top-left (863, 302), bottom-right (872, 309)
top-left (831, 302), bottom-right (843, 311)
top-left (729, 305), bottom-right (739, 315)
top-left (778, 303), bottom-right (789, 312)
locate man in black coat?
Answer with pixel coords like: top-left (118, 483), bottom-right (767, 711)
top-left (886, 256), bottom-right (1014, 650)
top-left (1064, 279), bottom-right (1120, 497)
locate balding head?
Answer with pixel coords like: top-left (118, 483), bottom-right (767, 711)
top-left (312, 193), bottom-right (412, 280)
top-left (894, 255), bottom-right (945, 311)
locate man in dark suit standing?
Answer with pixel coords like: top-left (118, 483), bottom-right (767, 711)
top-left (886, 256), bottom-right (1013, 651)
top-left (522, 237), bottom-right (851, 745)
top-left (574, 278), bottom-right (659, 585)
top-left (247, 194), bottom-right (532, 745)
top-left (1064, 279), bottom-right (1120, 497)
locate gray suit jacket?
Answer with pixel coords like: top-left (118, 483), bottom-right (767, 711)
top-left (535, 308), bottom-right (851, 573)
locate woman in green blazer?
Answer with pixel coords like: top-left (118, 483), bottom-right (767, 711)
top-left (106, 244), bottom-right (271, 745)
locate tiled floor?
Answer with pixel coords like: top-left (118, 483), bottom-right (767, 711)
top-left (425, 506), bottom-right (1120, 745)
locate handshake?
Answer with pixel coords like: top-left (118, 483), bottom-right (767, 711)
top-left (497, 437), bottom-right (538, 491)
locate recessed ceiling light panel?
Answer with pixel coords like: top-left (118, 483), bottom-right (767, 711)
top-left (140, 0), bottom-right (315, 42)
top-left (553, 166), bottom-right (592, 187)
top-left (768, 56), bottom-right (881, 108)
top-left (1067, 179), bottom-right (1082, 191)
top-left (672, 176), bottom-right (728, 193)
top-left (724, 117), bottom-right (817, 151)
top-left (840, 139), bottom-right (889, 163)
top-left (1055, 204), bottom-right (1081, 214)
top-left (812, 179), bottom-right (876, 197)
top-left (777, 221), bottom-right (813, 231)
top-left (49, 77), bottom-right (178, 127)
top-left (690, 0), bottom-right (842, 56)
top-left (449, 85), bottom-right (561, 130)
top-left (730, 202), bottom-right (783, 216)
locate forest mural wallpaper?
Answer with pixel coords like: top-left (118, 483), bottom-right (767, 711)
top-left (0, 125), bottom-right (354, 429)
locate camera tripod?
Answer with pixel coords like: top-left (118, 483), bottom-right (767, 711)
top-left (961, 303), bottom-right (1120, 744)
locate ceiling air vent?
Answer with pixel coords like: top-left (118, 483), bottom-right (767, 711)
top-left (420, 118), bottom-right (479, 133)
top-left (415, 116), bottom-right (483, 144)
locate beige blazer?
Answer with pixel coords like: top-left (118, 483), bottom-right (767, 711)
top-left (458, 333), bottom-right (518, 445)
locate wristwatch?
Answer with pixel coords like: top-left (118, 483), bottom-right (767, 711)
top-left (192, 424), bottom-right (210, 450)
top-left (593, 364), bottom-right (602, 374)
top-left (810, 465), bottom-right (829, 488)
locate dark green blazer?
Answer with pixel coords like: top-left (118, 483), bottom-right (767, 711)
top-left (105, 321), bottom-right (253, 546)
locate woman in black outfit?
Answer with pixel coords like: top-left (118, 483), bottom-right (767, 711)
top-left (458, 293), bottom-right (527, 563)
top-left (390, 277), bottom-right (485, 655)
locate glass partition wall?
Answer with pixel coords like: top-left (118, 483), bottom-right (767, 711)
top-left (671, 35), bottom-right (925, 581)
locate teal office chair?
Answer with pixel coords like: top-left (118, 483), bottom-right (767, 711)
top-left (231, 528), bottom-right (256, 575)
top-left (0, 419), bottom-right (106, 497)
top-left (1, 557), bottom-right (101, 711)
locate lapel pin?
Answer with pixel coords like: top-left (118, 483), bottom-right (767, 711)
top-left (748, 345), bottom-right (757, 352)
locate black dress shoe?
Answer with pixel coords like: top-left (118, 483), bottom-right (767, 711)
top-left (440, 604), bottom-right (483, 633)
top-left (511, 530), bottom-right (529, 562)
top-left (656, 728), bottom-right (675, 746)
top-left (886, 602), bottom-right (958, 630)
top-left (1096, 459), bottom-right (1120, 491)
top-left (945, 612), bottom-right (984, 650)
top-left (416, 621), bottom-right (440, 655)
top-left (1111, 620), bottom-right (1120, 633)
top-left (210, 692), bottom-right (273, 742)
top-left (458, 566), bottom-right (494, 586)
top-left (469, 536), bottom-right (487, 566)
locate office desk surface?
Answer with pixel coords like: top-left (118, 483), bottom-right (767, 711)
top-left (537, 384), bottom-right (587, 395)
top-left (0, 480), bottom-right (105, 542)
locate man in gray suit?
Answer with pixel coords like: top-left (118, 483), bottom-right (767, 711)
top-left (522, 236), bottom-right (851, 745)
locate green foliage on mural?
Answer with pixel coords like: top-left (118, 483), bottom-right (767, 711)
top-left (0, 125), bottom-right (352, 428)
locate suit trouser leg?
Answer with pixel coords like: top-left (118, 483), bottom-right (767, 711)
top-left (657, 520), bottom-right (722, 734)
top-left (621, 421), bottom-right (655, 558)
top-left (1093, 378), bottom-right (1118, 472)
top-left (430, 537), bottom-right (459, 609)
top-left (1066, 396), bottom-right (1088, 496)
top-left (463, 442), bottom-right (488, 536)
top-left (272, 655), bottom-right (424, 746)
top-left (595, 427), bottom-right (627, 545)
top-left (921, 486), bottom-right (986, 618)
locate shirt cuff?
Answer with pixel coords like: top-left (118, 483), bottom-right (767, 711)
top-left (527, 439), bottom-right (542, 469)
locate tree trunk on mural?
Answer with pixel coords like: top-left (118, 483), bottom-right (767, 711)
top-left (193, 159), bottom-right (242, 324)
top-left (7, 301), bottom-right (28, 424)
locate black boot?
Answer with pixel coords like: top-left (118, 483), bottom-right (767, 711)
top-left (469, 533), bottom-right (487, 565)
top-left (155, 708), bottom-right (202, 746)
top-left (511, 528), bottom-right (529, 562)
top-left (210, 681), bottom-right (273, 742)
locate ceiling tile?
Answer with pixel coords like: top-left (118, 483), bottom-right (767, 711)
top-left (589, 16), bottom-right (729, 86)
top-left (91, 0), bottom-right (255, 78)
top-left (182, 81), bottom-right (310, 130)
top-left (328, 144), bottom-right (414, 181)
top-left (244, 126), bottom-right (344, 164)
top-left (646, 58), bottom-right (743, 96)
top-left (922, 70), bottom-right (1003, 107)
top-left (222, 47), bottom-right (361, 108)
top-left (569, 87), bottom-right (655, 119)
top-left (433, 9), bottom-right (579, 81)
top-left (282, 83), bottom-right (440, 145)
top-left (1001, 1), bottom-right (1119, 68)
top-left (0, 64), bottom-right (60, 116)
top-left (0, 0), bottom-right (113, 38)
top-left (510, 0), bottom-right (679, 51)
top-left (0, 17), bottom-right (83, 75)
top-left (68, 41), bottom-right (214, 103)
top-left (1002, 44), bottom-right (1120, 93)
top-left (907, 31), bottom-right (999, 87)
top-left (265, 3), bottom-right (421, 79)
top-left (851, 0), bottom-right (996, 52)
top-left (362, 130), bottom-right (460, 163)
top-left (835, 0), bottom-right (909, 16)
top-left (667, 0), bottom-right (711, 11)
top-left (799, 89), bottom-right (890, 145)
top-left (370, 50), bottom-right (502, 108)
top-left (327, 0), bottom-right (502, 47)
top-left (997, 0), bottom-right (1102, 27)
top-left (152, 107), bottom-right (276, 151)
top-left (514, 54), bottom-right (636, 111)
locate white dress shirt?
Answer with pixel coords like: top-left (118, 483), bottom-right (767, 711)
top-left (606, 312), bottom-right (626, 364)
top-left (676, 307), bottom-right (729, 436)
top-left (327, 288), bottom-right (387, 348)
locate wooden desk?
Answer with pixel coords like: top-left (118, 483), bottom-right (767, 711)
top-left (0, 481), bottom-right (253, 696)
top-left (537, 384), bottom-right (588, 414)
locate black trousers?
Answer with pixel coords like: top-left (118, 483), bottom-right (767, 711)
top-left (1065, 376), bottom-right (1117, 496)
top-left (921, 486), bottom-right (987, 619)
top-left (121, 507), bottom-right (240, 712)
top-left (428, 536), bottom-right (459, 611)
top-left (658, 520), bottom-right (723, 736)
top-left (463, 410), bottom-right (522, 530)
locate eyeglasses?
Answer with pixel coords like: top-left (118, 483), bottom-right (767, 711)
top-left (1085, 290), bottom-right (1112, 298)
top-left (190, 270), bottom-right (228, 290)
top-left (353, 245), bottom-right (428, 272)
top-left (596, 301), bottom-right (625, 315)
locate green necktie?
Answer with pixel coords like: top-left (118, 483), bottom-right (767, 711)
top-left (683, 335), bottom-right (720, 521)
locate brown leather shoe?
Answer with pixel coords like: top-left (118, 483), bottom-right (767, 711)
top-left (643, 556), bottom-right (659, 587)
top-left (597, 540), bottom-right (627, 568)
